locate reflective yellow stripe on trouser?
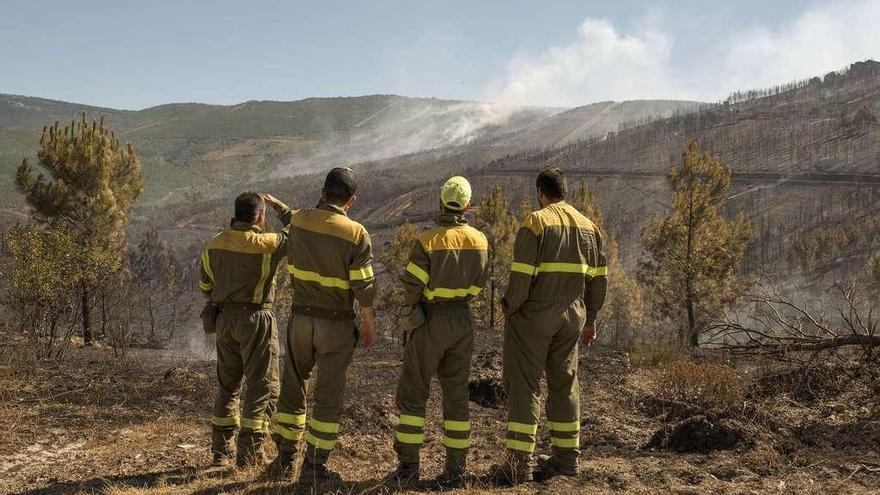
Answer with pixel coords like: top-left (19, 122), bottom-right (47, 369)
top-left (306, 417), bottom-right (341, 451)
top-left (273, 412), bottom-right (306, 441)
top-left (443, 419), bottom-right (471, 449)
top-left (549, 420), bottom-right (580, 449)
top-left (395, 414), bottom-right (425, 445)
top-left (211, 415), bottom-right (239, 429)
top-left (506, 422), bottom-right (537, 453)
top-left (240, 417), bottom-right (269, 431)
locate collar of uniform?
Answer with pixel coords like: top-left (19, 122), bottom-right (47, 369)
top-left (231, 220), bottom-right (262, 232)
top-left (544, 200), bottom-right (568, 210)
top-left (317, 200), bottom-right (348, 217)
top-left (437, 212), bottom-right (467, 226)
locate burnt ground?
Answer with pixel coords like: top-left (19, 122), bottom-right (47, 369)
top-left (1, 334), bottom-right (879, 495)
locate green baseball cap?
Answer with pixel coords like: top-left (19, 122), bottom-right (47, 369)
top-left (440, 176), bottom-right (472, 211)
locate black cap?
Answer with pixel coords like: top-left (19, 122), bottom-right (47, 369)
top-left (323, 167), bottom-right (357, 204)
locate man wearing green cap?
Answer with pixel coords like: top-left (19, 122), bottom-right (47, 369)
top-left (390, 176), bottom-right (489, 486)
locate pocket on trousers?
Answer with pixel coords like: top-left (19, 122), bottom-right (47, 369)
top-left (200, 303), bottom-right (220, 334)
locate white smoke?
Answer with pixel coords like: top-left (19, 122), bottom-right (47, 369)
top-left (487, 0), bottom-right (880, 106)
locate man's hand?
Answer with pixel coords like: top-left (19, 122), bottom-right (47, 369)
top-left (581, 322), bottom-right (598, 346)
top-left (359, 307), bottom-right (376, 348)
top-left (261, 193), bottom-right (288, 211)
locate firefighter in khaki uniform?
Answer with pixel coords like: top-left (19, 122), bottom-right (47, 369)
top-left (491, 168), bottom-right (608, 485)
top-left (270, 167), bottom-right (377, 485)
top-left (390, 176), bottom-right (489, 486)
top-left (199, 192), bottom-right (294, 467)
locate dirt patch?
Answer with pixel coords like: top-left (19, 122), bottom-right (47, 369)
top-left (645, 415), bottom-right (745, 453)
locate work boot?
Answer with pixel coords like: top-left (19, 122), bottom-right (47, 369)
top-left (533, 454), bottom-right (577, 482)
top-left (435, 459), bottom-right (466, 488)
top-left (487, 457), bottom-right (532, 486)
top-left (389, 462), bottom-right (420, 487)
top-left (210, 429), bottom-right (236, 467)
top-left (297, 458), bottom-right (342, 489)
top-left (236, 431), bottom-right (269, 468)
top-left (265, 448), bottom-right (297, 479)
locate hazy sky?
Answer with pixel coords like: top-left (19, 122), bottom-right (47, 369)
top-left (1, 0), bottom-right (878, 109)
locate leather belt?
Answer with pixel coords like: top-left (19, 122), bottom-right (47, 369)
top-left (291, 303), bottom-right (355, 321)
top-left (219, 302), bottom-right (271, 312)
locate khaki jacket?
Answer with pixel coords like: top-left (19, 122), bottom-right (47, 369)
top-left (503, 202), bottom-right (608, 324)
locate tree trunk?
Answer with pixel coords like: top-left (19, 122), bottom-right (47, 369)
top-left (685, 196), bottom-right (697, 348)
top-left (81, 285), bottom-right (92, 346)
top-left (489, 243), bottom-right (496, 331)
top-left (100, 291), bottom-right (108, 338)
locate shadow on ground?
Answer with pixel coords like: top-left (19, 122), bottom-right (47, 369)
top-left (13, 466), bottom-right (209, 495)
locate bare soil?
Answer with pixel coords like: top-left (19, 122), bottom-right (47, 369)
top-left (1, 336), bottom-right (879, 495)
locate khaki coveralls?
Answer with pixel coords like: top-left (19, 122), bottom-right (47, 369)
top-left (199, 205), bottom-right (293, 462)
top-left (272, 201), bottom-right (376, 465)
top-left (393, 213), bottom-right (489, 472)
top-left (501, 202), bottom-right (608, 472)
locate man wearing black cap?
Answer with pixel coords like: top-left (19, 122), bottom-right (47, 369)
top-left (270, 167), bottom-right (377, 485)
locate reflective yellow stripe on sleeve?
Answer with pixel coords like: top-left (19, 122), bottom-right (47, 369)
top-left (588, 266), bottom-right (608, 277)
top-left (199, 281), bottom-right (214, 292)
top-left (510, 262), bottom-right (607, 277)
top-left (405, 262), bottom-right (430, 285)
top-left (423, 286), bottom-right (482, 300)
top-left (201, 250), bottom-right (214, 281)
top-left (537, 262), bottom-right (589, 274)
top-left (510, 262), bottom-right (538, 276)
top-left (288, 265), bottom-right (350, 290)
top-left (252, 253), bottom-right (272, 303)
top-left (349, 265), bottom-right (375, 281)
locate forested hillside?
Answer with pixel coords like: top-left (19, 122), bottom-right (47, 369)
top-left (0, 93), bottom-right (698, 211)
top-left (161, 61), bottom-right (880, 292)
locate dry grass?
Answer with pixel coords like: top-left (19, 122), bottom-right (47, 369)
top-left (2, 334), bottom-right (879, 494)
top-left (629, 344), bottom-right (680, 368)
top-left (651, 358), bottom-right (745, 410)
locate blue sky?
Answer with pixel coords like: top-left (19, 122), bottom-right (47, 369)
top-left (1, 0), bottom-right (877, 109)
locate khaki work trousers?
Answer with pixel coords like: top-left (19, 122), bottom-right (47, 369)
top-left (503, 299), bottom-right (586, 470)
top-left (211, 308), bottom-right (280, 454)
top-left (394, 306), bottom-right (474, 470)
top-left (273, 314), bottom-right (357, 464)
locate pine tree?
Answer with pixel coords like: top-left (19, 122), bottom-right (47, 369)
top-left (473, 185), bottom-right (518, 331)
top-left (571, 179), bottom-right (644, 348)
top-left (639, 139), bottom-right (751, 348)
top-left (15, 115), bottom-right (144, 345)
